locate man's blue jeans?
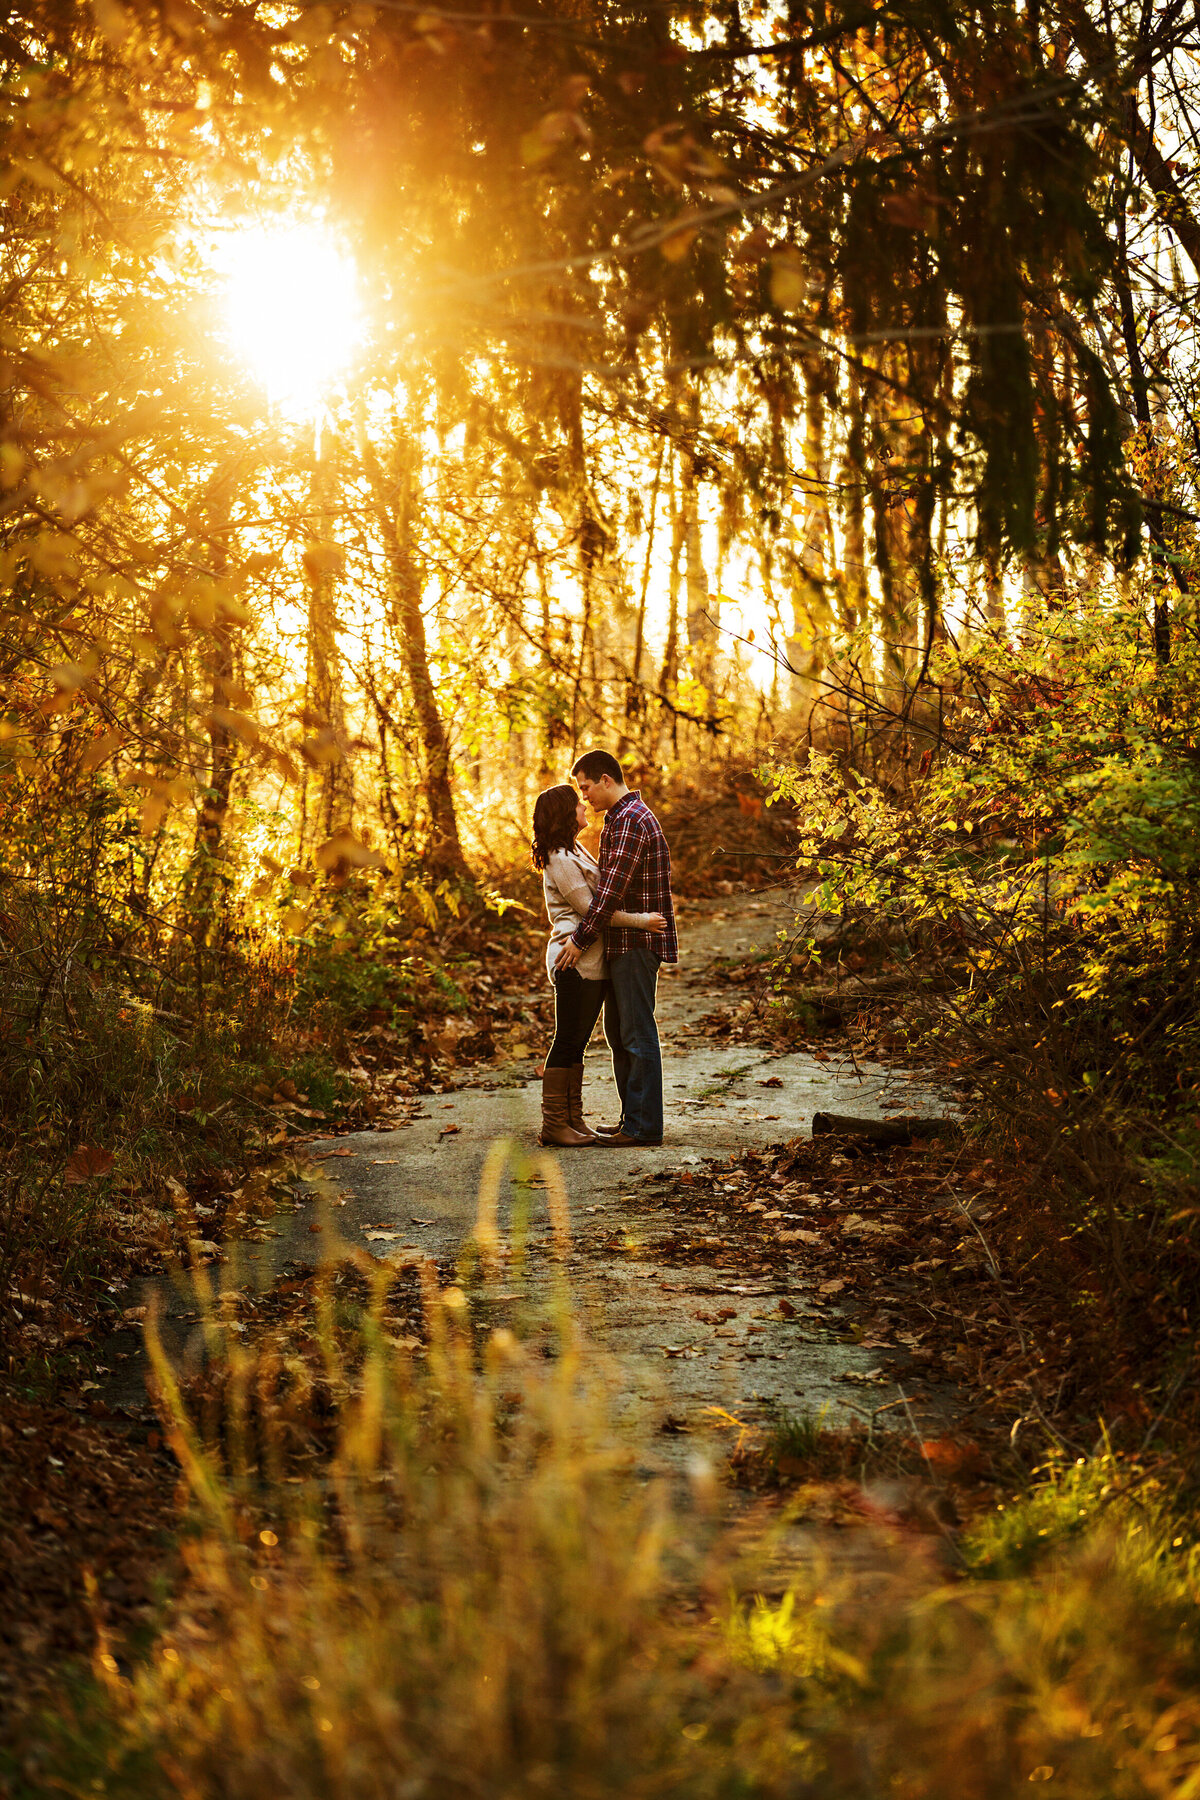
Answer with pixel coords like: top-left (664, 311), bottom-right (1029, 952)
top-left (604, 946), bottom-right (663, 1143)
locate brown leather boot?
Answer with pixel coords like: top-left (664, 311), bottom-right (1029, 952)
top-left (567, 1064), bottom-right (598, 1142)
top-left (539, 1067), bottom-right (593, 1147)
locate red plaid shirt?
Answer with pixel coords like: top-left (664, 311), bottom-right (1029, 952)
top-left (570, 791), bottom-right (678, 963)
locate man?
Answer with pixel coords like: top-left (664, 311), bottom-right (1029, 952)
top-left (555, 749), bottom-right (678, 1147)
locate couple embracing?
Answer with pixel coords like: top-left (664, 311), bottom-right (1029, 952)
top-left (531, 750), bottom-right (678, 1150)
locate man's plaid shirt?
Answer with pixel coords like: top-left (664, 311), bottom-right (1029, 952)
top-left (570, 791), bottom-right (678, 964)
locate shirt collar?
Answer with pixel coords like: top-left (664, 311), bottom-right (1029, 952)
top-left (604, 789), bottom-right (639, 825)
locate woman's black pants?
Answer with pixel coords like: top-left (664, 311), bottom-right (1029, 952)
top-left (546, 968), bottom-right (606, 1069)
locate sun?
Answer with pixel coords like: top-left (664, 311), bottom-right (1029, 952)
top-left (222, 222), bottom-right (362, 410)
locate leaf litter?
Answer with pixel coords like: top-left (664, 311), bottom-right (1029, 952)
top-left (619, 1121), bottom-right (1082, 1505)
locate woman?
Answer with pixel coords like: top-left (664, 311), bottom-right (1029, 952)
top-left (532, 783), bottom-right (666, 1147)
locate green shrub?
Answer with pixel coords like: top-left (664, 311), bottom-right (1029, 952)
top-left (761, 591), bottom-right (1200, 1386)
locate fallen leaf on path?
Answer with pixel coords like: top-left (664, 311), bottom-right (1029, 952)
top-left (316, 1149), bottom-right (356, 1159)
top-left (364, 1229), bottom-right (400, 1242)
top-left (439, 1124), bottom-right (461, 1138)
top-left (819, 1277), bottom-right (848, 1295)
top-left (373, 1159), bottom-right (400, 1165)
top-left (758, 1076), bottom-right (784, 1088)
top-left (707, 1283), bottom-right (781, 1296)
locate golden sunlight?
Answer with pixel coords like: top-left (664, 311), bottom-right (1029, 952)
top-left (223, 223), bottom-right (362, 409)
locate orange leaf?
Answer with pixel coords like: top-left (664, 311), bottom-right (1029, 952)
top-left (732, 225), bottom-right (772, 263)
top-left (882, 189), bottom-right (937, 231)
top-left (80, 727), bottom-right (125, 773)
top-left (661, 224), bottom-right (698, 262)
top-left (301, 540), bottom-right (345, 580)
top-left (314, 831), bottom-right (387, 874)
top-left (204, 706), bottom-right (260, 745)
top-left (769, 250), bottom-right (807, 310)
top-left (299, 727), bottom-right (343, 767)
top-left (65, 1145), bottom-right (115, 1184)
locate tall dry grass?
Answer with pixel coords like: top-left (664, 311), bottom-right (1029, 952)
top-left (25, 1180), bottom-right (1200, 1800)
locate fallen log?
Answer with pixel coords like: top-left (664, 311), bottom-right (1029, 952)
top-left (786, 973), bottom-right (955, 1026)
top-left (810, 1111), bottom-right (958, 1146)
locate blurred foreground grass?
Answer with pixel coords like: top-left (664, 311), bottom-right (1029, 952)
top-left (11, 1237), bottom-right (1200, 1800)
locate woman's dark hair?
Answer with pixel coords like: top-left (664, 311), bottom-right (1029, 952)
top-left (531, 783), bottom-right (579, 872)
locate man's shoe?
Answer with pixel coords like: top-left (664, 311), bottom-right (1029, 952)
top-left (598, 1131), bottom-right (663, 1148)
top-left (593, 1121), bottom-right (624, 1137)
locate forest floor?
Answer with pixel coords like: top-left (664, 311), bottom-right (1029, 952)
top-left (3, 890), bottom-right (1072, 1735)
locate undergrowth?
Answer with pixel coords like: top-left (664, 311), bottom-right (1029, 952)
top-left (9, 1220), bottom-right (1200, 1800)
top-left (763, 592), bottom-right (1200, 1417)
top-left (0, 839), bottom-right (543, 1368)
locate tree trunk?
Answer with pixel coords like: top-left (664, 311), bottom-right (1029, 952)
top-left (306, 437), bottom-right (354, 842)
top-left (188, 497), bottom-right (239, 932)
top-left (796, 345), bottom-right (835, 670)
top-left (684, 499), bottom-right (714, 678)
top-left (359, 426), bottom-right (468, 878)
top-left (627, 436), bottom-right (665, 731)
top-left (195, 622), bottom-right (235, 872)
top-left (1114, 212), bottom-right (1185, 665)
top-left (660, 445), bottom-right (684, 753)
top-left (680, 388), bottom-right (717, 687)
top-left (840, 377), bottom-right (868, 637)
top-left (362, 655), bottom-right (409, 862)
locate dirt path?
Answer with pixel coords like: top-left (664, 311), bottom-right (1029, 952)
top-left (123, 892), bottom-right (951, 1462)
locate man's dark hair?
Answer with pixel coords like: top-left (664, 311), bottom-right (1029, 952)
top-left (571, 749), bottom-right (624, 785)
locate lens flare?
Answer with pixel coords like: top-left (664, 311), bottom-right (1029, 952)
top-left (223, 223), bottom-right (362, 409)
